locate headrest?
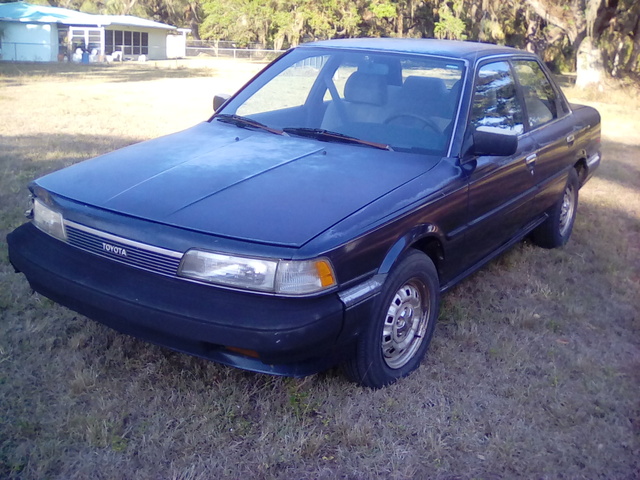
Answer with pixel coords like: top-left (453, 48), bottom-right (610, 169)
top-left (344, 72), bottom-right (388, 106)
top-left (449, 80), bottom-right (461, 99)
top-left (402, 76), bottom-right (448, 99)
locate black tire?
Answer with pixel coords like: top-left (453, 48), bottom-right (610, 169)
top-left (531, 168), bottom-right (579, 249)
top-left (343, 249), bottom-right (439, 388)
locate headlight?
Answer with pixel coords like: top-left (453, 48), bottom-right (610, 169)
top-left (179, 250), bottom-right (336, 295)
top-left (32, 198), bottom-right (67, 241)
top-left (179, 250), bottom-right (278, 292)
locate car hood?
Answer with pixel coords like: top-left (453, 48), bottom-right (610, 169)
top-left (37, 122), bottom-right (440, 247)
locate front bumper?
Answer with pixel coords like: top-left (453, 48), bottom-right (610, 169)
top-left (7, 223), bottom-right (371, 376)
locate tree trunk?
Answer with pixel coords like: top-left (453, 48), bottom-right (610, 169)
top-left (525, 9), bottom-right (538, 54)
top-left (190, 18), bottom-right (200, 40)
top-left (626, 39), bottom-right (640, 73)
top-left (611, 39), bottom-right (625, 76)
top-left (397, 9), bottom-right (404, 37)
top-left (625, 15), bottom-right (640, 74)
top-left (273, 36), bottom-right (284, 51)
top-left (575, 36), bottom-right (606, 88)
top-left (188, 2), bottom-right (201, 40)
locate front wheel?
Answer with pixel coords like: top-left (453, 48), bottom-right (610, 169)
top-left (343, 250), bottom-right (439, 388)
top-left (531, 168), bottom-right (579, 249)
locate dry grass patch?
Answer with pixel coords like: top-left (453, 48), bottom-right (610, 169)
top-left (1, 61), bottom-right (639, 479)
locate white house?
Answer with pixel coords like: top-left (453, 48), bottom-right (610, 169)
top-left (0, 2), bottom-right (189, 62)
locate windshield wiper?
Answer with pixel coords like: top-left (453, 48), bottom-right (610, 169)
top-left (215, 114), bottom-right (285, 136)
top-left (283, 127), bottom-right (392, 151)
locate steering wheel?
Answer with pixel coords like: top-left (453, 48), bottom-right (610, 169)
top-left (384, 113), bottom-right (441, 135)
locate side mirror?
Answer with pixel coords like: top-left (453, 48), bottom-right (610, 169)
top-left (471, 130), bottom-right (518, 157)
top-left (213, 93), bottom-right (231, 112)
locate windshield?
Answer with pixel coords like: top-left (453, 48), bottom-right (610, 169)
top-left (214, 47), bottom-right (465, 155)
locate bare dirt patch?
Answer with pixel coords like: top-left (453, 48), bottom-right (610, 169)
top-left (1, 60), bottom-right (638, 479)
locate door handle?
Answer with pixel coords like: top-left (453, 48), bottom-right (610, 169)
top-left (525, 153), bottom-right (537, 175)
top-left (566, 134), bottom-right (575, 144)
top-left (525, 153), bottom-right (537, 165)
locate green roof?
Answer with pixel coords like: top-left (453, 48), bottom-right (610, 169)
top-left (0, 2), bottom-right (176, 30)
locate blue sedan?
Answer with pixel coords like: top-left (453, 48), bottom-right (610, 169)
top-left (7, 38), bottom-right (601, 387)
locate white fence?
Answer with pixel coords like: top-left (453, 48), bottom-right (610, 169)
top-left (186, 40), bottom-right (285, 61)
top-left (1, 39), bottom-right (284, 63)
top-left (0, 42), bottom-right (54, 62)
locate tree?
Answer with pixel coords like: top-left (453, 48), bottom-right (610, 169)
top-left (199, 0), bottom-right (363, 49)
top-left (601, 0), bottom-right (640, 77)
top-left (200, 0), bottom-right (261, 46)
top-left (37, 0), bottom-right (632, 81)
top-left (368, 0), bottom-right (397, 37)
top-left (434, 1), bottom-right (467, 40)
top-left (135, 0), bottom-right (203, 36)
top-left (523, 0), bottom-right (619, 86)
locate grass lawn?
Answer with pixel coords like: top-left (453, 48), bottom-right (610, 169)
top-left (0, 58), bottom-right (638, 479)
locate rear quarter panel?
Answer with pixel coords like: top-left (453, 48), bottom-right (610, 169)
top-left (533, 104), bottom-right (601, 214)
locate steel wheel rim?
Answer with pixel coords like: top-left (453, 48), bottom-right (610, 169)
top-left (382, 279), bottom-right (430, 369)
top-left (559, 183), bottom-right (576, 236)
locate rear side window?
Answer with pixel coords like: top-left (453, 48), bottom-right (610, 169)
top-left (471, 61), bottom-right (524, 135)
top-left (513, 60), bottom-right (560, 128)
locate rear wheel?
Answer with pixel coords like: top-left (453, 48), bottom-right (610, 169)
top-left (532, 168), bottom-right (579, 249)
top-left (343, 250), bottom-right (439, 388)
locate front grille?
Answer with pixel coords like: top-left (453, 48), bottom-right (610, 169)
top-left (65, 221), bottom-right (183, 277)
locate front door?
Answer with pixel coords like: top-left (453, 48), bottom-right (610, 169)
top-left (464, 60), bottom-right (537, 266)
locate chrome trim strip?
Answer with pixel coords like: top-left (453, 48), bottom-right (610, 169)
top-left (338, 276), bottom-right (384, 308)
top-left (64, 220), bottom-right (183, 258)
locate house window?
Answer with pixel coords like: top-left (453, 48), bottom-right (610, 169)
top-left (133, 32), bottom-right (140, 54)
top-left (124, 31), bottom-right (132, 54)
top-left (58, 28), bottom-right (69, 56)
top-left (105, 30), bottom-right (149, 56)
top-left (105, 30), bottom-right (111, 52)
top-left (69, 28), bottom-right (102, 55)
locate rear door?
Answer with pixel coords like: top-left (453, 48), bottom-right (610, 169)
top-left (512, 59), bottom-right (576, 215)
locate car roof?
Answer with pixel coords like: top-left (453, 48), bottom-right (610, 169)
top-left (300, 38), bottom-right (525, 61)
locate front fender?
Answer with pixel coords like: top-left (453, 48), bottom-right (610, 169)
top-left (378, 224), bottom-right (446, 275)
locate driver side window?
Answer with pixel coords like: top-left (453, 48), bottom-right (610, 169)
top-left (471, 61), bottom-right (524, 135)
